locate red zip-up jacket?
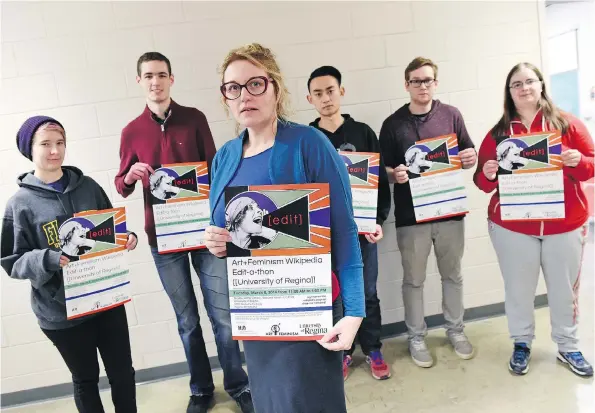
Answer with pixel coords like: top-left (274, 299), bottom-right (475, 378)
top-left (474, 111), bottom-right (594, 236)
top-left (115, 100), bottom-right (217, 247)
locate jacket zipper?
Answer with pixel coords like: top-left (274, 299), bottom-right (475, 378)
top-left (156, 110), bottom-right (172, 155)
top-left (511, 115), bottom-right (549, 236)
top-left (575, 185), bottom-right (587, 211)
top-left (160, 123), bottom-right (166, 155)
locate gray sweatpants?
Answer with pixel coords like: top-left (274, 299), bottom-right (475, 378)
top-left (488, 221), bottom-right (588, 352)
top-left (396, 220), bottom-right (465, 339)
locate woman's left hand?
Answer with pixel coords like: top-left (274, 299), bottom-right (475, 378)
top-left (317, 316), bottom-right (363, 351)
top-left (561, 149), bottom-right (582, 167)
top-left (126, 233), bottom-right (138, 251)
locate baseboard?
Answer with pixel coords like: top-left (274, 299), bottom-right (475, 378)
top-left (381, 293), bottom-right (549, 338)
top-left (0, 294), bottom-right (548, 408)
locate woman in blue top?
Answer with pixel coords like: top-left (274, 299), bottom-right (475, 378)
top-left (204, 43), bottom-right (365, 413)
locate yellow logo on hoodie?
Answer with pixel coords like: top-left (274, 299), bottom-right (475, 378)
top-left (42, 220), bottom-right (60, 248)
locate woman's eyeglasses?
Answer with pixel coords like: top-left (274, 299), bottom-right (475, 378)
top-left (220, 76), bottom-right (273, 100)
top-left (509, 78), bottom-right (541, 89)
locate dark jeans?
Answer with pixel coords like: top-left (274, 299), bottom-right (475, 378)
top-left (150, 247), bottom-right (249, 398)
top-left (346, 240), bottom-right (382, 356)
top-left (42, 305), bottom-right (136, 413)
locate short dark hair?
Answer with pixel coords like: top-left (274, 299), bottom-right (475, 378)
top-left (137, 52), bottom-right (172, 77)
top-left (404, 57), bottom-right (438, 81)
top-left (307, 66), bottom-right (342, 91)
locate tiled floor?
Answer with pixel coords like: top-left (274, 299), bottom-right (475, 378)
top-left (6, 244), bottom-right (594, 413)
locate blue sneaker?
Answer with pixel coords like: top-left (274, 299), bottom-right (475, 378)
top-left (509, 343), bottom-right (531, 375)
top-left (557, 351), bottom-right (594, 377)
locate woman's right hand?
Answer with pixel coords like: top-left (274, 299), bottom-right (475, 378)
top-left (483, 160), bottom-right (499, 180)
top-left (204, 226), bottom-right (232, 258)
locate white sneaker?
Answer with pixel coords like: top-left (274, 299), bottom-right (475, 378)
top-left (409, 338), bottom-right (434, 368)
top-left (447, 331), bottom-right (475, 360)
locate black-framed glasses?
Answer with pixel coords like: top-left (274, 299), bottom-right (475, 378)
top-left (407, 78), bottom-right (435, 88)
top-left (509, 78), bottom-right (541, 89)
top-left (220, 76), bottom-right (273, 100)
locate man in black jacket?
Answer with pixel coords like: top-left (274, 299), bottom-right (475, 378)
top-left (307, 66), bottom-right (392, 381)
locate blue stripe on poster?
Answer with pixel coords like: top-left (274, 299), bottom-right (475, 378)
top-left (156, 229), bottom-right (206, 237)
top-left (66, 281), bottom-right (130, 301)
top-left (415, 196), bottom-right (466, 208)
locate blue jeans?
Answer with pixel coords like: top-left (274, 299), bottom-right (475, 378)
top-left (346, 239), bottom-right (382, 355)
top-left (150, 248), bottom-right (249, 398)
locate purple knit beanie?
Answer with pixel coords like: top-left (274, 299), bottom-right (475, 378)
top-left (16, 116), bottom-right (65, 160)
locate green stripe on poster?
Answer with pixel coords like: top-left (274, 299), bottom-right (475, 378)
top-left (155, 218), bottom-right (210, 227)
top-left (65, 270), bottom-right (129, 290)
top-left (499, 190), bottom-right (564, 196)
top-left (412, 186), bottom-right (465, 199)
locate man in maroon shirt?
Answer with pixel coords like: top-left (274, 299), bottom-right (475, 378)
top-left (115, 52), bottom-right (253, 413)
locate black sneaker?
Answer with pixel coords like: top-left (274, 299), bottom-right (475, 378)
top-left (186, 395), bottom-right (214, 413)
top-left (235, 390), bottom-right (255, 413)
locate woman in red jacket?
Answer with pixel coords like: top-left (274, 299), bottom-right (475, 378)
top-left (474, 62), bottom-right (594, 377)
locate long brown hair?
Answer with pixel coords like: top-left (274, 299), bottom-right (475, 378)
top-left (491, 62), bottom-right (568, 137)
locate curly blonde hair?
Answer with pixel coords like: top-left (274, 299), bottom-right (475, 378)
top-left (218, 43), bottom-right (292, 123)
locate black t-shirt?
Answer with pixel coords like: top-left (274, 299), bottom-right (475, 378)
top-left (47, 171), bottom-right (70, 193)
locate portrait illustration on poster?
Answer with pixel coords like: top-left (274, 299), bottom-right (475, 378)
top-left (59, 219), bottom-right (97, 257)
top-left (225, 194), bottom-right (277, 250)
top-left (405, 146), bottom-right (434, 175)
top-left (149, 170), bottom-right (182, 200)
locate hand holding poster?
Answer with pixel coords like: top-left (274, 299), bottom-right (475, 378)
top-left (150, 162), bottom-right (211, 253)
top-left (59, 207), bottom-right (131, 319)
top-left (224, 184), bottom-right (332, 341)
top-left (495, 131), bottom-right (564, 221)
top-left (406, 134), bottom-right (468, 222)
top-left (338, 151), bottom-right (379, 234)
